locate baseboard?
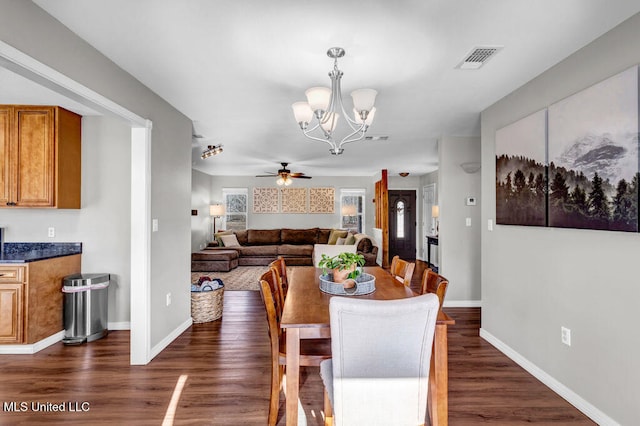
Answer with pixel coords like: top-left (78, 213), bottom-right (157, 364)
top-left (108, 321), bottom-right (131, 330)
top-left (443, 300), bottom-right (482, 308)
top-left (480, 328), bottom-right (619, 426)
top-left (0, 331), bottom-right (64, 354)
top-left (150, 317), bottom-right (193, 361)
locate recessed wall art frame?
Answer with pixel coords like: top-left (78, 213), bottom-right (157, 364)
top-left (253, 188), bottom-right (279, 213)
top-left (495, 109), bottom-right (547, 226)
top-left (281, 188), bottom-right (307, 213)
top-left (309, 187), bottom-right (335, 213)
top-left (548, 65), bottom-right (639, 232)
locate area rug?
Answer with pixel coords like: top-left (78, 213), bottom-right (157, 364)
top-left (191, 266), bottom-right (267, 291)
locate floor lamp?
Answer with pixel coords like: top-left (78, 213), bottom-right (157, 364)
top-left (210, 204), bottom-right (225, 238)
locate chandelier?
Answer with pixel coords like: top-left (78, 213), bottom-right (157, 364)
top-left (201, 144), bottom-right (223, 159)
top-left (292, 47), bottom-right (377, 155)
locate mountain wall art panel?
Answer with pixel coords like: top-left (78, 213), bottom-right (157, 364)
top-left (548, 66), bottom-right (639, 232)
top-left (495, 109), bottom-right (548, 226)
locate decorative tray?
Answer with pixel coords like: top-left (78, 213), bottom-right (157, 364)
top-left (319, 272), bottom-right (376, 296)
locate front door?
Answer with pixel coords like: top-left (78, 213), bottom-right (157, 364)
top-left (389, 190), bottom-right (417, 260)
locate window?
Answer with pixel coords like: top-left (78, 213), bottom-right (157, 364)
top-left (340, 189), bottom-right (365, 234)
top-left (396, 200), bottom-right (405, 238)
top-left (222, 188), bottom-right (248, 231)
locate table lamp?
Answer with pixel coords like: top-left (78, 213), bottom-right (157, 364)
top-left (209, 204), bottom-right (225, 236)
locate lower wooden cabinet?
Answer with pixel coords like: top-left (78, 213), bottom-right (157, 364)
top-left (0, 282), bottom-right (24, 343)
top-left (0, 255), bottom-right (80, 345)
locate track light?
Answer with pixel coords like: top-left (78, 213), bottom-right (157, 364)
top-left (201, 144), bottom-right (223, 159)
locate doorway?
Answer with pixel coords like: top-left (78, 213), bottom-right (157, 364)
top-left (388, 190), bottom-right (417, 260)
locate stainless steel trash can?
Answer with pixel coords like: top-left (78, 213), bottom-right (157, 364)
top-left (62, 273), bottom-right (109, 345)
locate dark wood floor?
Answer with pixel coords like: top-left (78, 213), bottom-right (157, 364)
top-left (0, 262), bottom-right (595, 425)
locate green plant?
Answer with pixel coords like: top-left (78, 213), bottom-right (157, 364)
top-left (318, 252), bottom-right (365, 280)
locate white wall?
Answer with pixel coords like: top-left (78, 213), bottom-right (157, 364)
top-left (0, 116), bottom-right (132, 325)
top-left (438, 136), bottom-right (481, 304)
top-left (481, 12), bottom-right (640, 425)
top-left (191, 169), bottom-right (213, 252)
top-left (1, 2), bottom-right (193, 351)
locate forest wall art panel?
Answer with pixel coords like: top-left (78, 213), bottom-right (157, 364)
top-left (548, 66), bottom-right (639, 232)
top-left (495, 109), bottom-right (548, 226)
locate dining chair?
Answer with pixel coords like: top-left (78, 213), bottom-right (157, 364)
top-left (269, 257), bottom-right (289, 297)
top-left (420, 268), bottom-right (449, 310)
top-left (258, 280), bottom-right (332, 426)
top-left (319, 293), bottom-right (440, 426)
top-left (260, 267), bottom-right (285, 320)
top-left (389, 255), bottom-right (416, 287)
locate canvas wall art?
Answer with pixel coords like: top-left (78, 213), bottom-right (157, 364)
top-left (309, 187), bottom-right (335, 213)
top-left (495, 109), bottom-right (548, 226)
top-left (252, 188), bottom-right (279, 213)
top-left (281, 188), bottom-right (307, 213)
top-left (548, 66), bottom-right (639, 232)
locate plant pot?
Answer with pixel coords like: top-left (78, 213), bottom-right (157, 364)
top-left (332, 264), bottom-right (356, 283)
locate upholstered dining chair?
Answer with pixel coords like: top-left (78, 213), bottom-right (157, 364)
top-left (320, 293), bottom-right (439, 426)
top-left (389, 255), bottom-right (416, 287)
top-left (258, 280), bottom-right (332, 426)
top-left (269, 257), bottom-right (289, 297)
top-left (420, 268), bottom-right (449, 310)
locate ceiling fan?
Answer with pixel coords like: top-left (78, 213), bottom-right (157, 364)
top-left (256, 162), bottom-right (312, 186)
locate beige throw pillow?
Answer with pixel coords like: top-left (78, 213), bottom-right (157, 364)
top-left (220, 234), bottom-right (240, 247)
top-left (328, 229), bottom-right (348, 245)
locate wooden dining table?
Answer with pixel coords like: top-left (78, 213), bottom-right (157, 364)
top-left (280, 266), bottom-right (455, 426)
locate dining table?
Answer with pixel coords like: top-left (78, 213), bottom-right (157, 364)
top-left (280, 265), bottom-right (455, 426)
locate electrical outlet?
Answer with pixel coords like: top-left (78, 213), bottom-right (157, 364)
top-left (152, 219), bottom-right (159, 232)
top-left (166, 292), bottom-right (171, 307)
top-left (487, 219), bottom-right (494, 231)
top-left (561, 326), bottom-right (571, 346)
top-left (48, 227), bottom-right (55, 238)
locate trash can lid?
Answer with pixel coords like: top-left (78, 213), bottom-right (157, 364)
top-left (63, 273), bottom-right (110, 287)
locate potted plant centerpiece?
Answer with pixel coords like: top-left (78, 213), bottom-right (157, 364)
top-left (318, 252), bottom-right (366, 287)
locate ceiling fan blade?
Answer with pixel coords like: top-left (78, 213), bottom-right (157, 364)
top-left (255, 174), bottom-right (277, 177)
top-left (291, 175), bottom-right (312, 179)
top-left (289, 172), bottom-right (306, 177)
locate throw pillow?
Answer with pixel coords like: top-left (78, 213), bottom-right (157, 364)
top-left (220, 234), bottom-right (240, 247)
top-left (327, 229), bottom-right (348, 245)
top-left (214, 230), bottom-right (233, 246)
top-left (336, 237), bottom-right (347, 245)
top-left (345, 232), bottom-right (356, 245)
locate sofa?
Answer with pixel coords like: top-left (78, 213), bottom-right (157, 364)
top-left (198, 228), bottom-right (378, 268)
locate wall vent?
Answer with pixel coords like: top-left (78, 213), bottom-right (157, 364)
top-left (456, 46), bottom-right (503, 70)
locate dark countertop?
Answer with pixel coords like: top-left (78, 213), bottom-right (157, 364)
top-left (0, 243), bottom-right (82, 263)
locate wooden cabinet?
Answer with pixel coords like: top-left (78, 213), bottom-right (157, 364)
top-left (0, 265), bottom-right (25, 343)
top-left (0, 105), bottom-right (81, 208)
top-left (0, 255), bottom-right (81, 344)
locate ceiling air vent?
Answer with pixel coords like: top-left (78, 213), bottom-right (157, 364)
top-left (456, 46), bottom-right (503, 70)
top-left (364, 135), bottom-right (389, 141)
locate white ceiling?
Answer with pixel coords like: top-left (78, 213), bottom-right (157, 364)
top-left (12, 1), bottom-right (640, 177)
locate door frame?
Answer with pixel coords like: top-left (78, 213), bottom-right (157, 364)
top-left (0, 41), bottom-right (153, 365)
top-left (422, 183), bottom-right (436, 260)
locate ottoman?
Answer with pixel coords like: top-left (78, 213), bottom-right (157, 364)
top-left (191, 250), bottom-right (239, 272)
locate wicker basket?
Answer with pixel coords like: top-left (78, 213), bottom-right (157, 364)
top-left (191, 285), bottom-right (224, 323)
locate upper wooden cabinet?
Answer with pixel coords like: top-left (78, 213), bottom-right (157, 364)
top-left (0, 105), bottom-right (81, 208)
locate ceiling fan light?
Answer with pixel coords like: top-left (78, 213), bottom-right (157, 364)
top-left (284, 177), bottom-right (293, 186)
top-left (351, 88), bottom-right (377, 113)
top-left (276, 177), bottom-right (285, 186)
top-left (320, 112), bottom-right (339, 133)
top-left (305, 87), bottom-right (331, 113)
top-left (292, 101), bottom-right (313, 125)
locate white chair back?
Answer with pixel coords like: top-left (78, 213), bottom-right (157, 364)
top-left (320, 293), bottom-right (439, 426)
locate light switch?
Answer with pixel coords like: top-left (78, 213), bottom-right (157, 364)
top-left (152, 219), bottom-right (158, 232)
top-left (465, 218), bottom-right (471, 227)
top-left (488, 219), bottom-right (494, 231)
